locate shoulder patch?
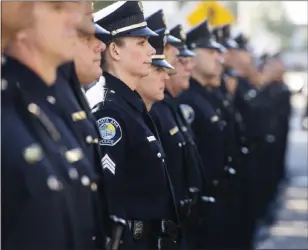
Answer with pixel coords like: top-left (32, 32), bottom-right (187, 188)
top-left (180, 104), bottom-right (195, 124)
top-left (97, 117), bottom-right (122, 146)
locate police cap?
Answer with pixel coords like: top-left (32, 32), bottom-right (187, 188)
top-left (94, 1), bottom-right (157, 42)
top-left (146, 9), bottom-right (181, 47)
top-left (218, 24), bottom-right (239, 49)
top-left (149, 28), bottom-right (174, 70)
top-left (186, 20), bottom-right (223, 52)
top-left (234, 33), bottom-right (253, 52)
top-left (170, 24), bottom-right (195, 57)
top-left (94, 23), bottom-right (111, 43)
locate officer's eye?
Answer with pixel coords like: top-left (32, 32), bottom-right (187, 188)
top-left (156, 66), bottom-right (164, 72)
top-left (138, 38), bottom-right (147, 46)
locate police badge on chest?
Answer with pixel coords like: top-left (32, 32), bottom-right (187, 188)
top-left (97, 117), bottom-right (122, 146)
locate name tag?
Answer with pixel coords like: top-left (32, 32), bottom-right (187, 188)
top-left (169, 126), bottom-right (179, 136)
top-left (147, 136), bottom-right (156, 142)
top-left (71, 111), bottom-right (87, 121)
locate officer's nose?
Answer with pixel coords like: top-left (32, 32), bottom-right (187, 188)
top-left (148, 42), bottom-right (156, 57)
top-left (164, 71), bottom-right (170, 81)
top-left (96, 40), bottom-right (106, 53)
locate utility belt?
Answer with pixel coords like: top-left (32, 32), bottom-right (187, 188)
top-left (127, 219), bottom-right (180, 249)
top-left (179, 188), bottom-right (215, 226)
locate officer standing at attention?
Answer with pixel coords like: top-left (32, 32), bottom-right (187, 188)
top-left (2, 2), bottom-right (107, 249)
top-left (176, 19), bottom-right (238, 249)
top-left (53, 2), bottom-right (113, 248)
top-left (87, 1), bottom-right (180, 249)
top-left (135, 26), bottom-right (196, 248)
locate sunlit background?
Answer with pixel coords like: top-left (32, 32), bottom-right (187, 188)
top-left (93, 1), bottom-right (308, 248)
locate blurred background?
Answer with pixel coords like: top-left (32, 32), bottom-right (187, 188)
top-left (94, 1), bottom-right (307, 248)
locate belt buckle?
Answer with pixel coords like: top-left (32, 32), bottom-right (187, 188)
top-left (132, 220), bottom-right (143, 240)
top-left (161, 220), bottom-right (178, 235)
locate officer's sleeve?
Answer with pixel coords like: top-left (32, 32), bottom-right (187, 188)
top-left (92, 108), bottom-right (127, 220)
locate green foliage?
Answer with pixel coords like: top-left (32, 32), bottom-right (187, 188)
top-left (93, 1), bottom-right (115, 12)
top-left (256, 2), bottom-right (295, 49)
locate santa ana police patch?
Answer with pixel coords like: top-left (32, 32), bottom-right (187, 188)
top-left (180, 104), bottom-right (195, 124)
top-left (97, 117), bottom-right (122, 146)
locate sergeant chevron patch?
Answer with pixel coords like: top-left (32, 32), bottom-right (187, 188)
top-left (101, 154), bottom-right (116, 175)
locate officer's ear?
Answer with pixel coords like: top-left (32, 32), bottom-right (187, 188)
top-left (108, 37), bottom-right (125, 61)
top-left (108, 42), bottom-right (121, 61)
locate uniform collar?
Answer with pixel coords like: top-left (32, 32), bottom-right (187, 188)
top-left (189, 77), bottom-right (206, 94)
top-left (2, 55), bottom-right (54, 98)
top-left (164, 90), bottom-right (173, 100)
top-left (103, 71), bottom-right (144, 112)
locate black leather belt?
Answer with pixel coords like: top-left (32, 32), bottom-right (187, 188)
top-left (127, 219), bottom-right (179, 241)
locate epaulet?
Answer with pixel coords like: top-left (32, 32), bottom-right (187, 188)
top-left (85, 76), bottom-right (108, 110)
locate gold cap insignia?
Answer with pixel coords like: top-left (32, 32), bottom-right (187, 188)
top-left (162, 14), bottom-right (167, 26)
top-left (163, 35), bottom-right (167, 46)
top-left (138, 0), bottom-right (143, 12)
top-left (180, 28), bottom-right (186, 41)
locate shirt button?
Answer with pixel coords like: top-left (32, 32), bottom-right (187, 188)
top-left (86, 135), bottom-right (93, 144)
top-left (46, 96), bottom-right (56, 104)
top-left (1, 56), bottom-right (6, 65)
top-left (157, 152), bottom-right (162, 158)
top-left (1, 79), bottom-right (8, 91)
top-left (81, 175), bottom-right (90, 186)
top-left (178, 143), bottom-right (182, 148)
top-left (91, 182), bottom-right (98, 191)
top-left (47, 176), bottom-right (63, 191)
top-left (241, 147), bottom-right (249, 154)
top-left (68, 168), bottom-right (79, 180)
top-left (93, 138), bottom-right (99, 144)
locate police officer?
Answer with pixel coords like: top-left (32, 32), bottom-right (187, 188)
top-left (175, 20), bottom-right (239, 249)
top-left (2, 2), bottom-right (106, 249)
top-left (53, 3), bottom-right (114, 248)
top-left (256, 53), bottom-right (291, 224)
top-left (134, 23), bottom-right (198, 248)
top-left (213, 25), bottom-right (260, 248)
top-left (87, 1), bottom-right (180, 249)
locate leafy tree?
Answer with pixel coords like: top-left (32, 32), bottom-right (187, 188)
top-left (93, 1), bottom-right (114, 12)
top-left (253, 2), bottom-right (295, 49)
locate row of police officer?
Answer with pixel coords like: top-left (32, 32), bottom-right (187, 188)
top-left (2, 1), bottom-right (290, 250)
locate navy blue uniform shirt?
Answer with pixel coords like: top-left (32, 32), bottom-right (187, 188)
top-left (1, 56), bottom-right (101, 250)
top-left (87, 72), bottom-right (177, 222)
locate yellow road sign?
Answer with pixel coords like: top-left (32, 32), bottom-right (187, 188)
top-left (187, 1), bottom-right (235, 28)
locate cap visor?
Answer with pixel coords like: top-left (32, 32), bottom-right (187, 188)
top-left (126, 26), bottom-right (158, 37)
top-left (223, 39), bottom-right (239, 49)
top-left (198, 41), bottom-right (225, 53)
top-left (152, 59), bottom-right (175, 70)
top-left (167, 34), bottom-right (182, 46)
top-left (94, 24), bottom-right (111, 43)
top-left (225, 69), bottom-right (239, 78)
top-left (179, 48), bottom-right (195, 57)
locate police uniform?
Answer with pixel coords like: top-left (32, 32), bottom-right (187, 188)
top-left (143, 19), bottom-right (208, 247)
top-left (175, 20), bottom-right (244, 249)
top-left (89, 2), bottom-right (179, 249)
top-left (51, 22), bottom-right (113, 249)
top-left (1, 54), bottom-right (101, 250)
